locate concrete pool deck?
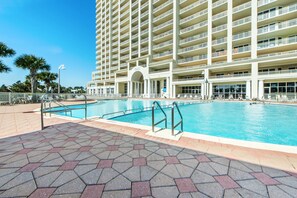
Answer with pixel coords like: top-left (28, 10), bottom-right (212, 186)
top-left (1, 103), bottom-right (297, 197)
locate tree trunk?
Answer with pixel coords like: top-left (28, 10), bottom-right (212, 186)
top-left (31, 76), bottom-right (37, 103)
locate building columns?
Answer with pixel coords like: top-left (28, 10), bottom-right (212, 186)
top-left (147, 79), bottom-right (151, 98)
top-left (246, 80), bottom-right (251, 99)
top-left (251, 62), bottom-right (258, 99)
top-left (258, 80), bottom-right (264, 99)
top-left (172, 85), bottom-right (176, 98)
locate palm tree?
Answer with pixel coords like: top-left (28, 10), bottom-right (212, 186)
top-left (37, 71), bottom-right (58, 93)
top-left (0, 42), bottom-right (16, 73)
top-left (14, 55), bottom-right (50, 101)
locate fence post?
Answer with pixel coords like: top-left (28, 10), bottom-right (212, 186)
top-left (9, 92), bottom-right (11, 105)
top-left (41, 99), bottom-right (44, 130)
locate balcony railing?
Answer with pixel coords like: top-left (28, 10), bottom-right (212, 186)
top-left (212, 24), bottom-right (227, 33)
top-left (180, 32), bottom-right (208, 44)
top-left (154, 19), bottom-right (173, 31)
top-left (258, 36), bottom-right (297, 50)
top-left (209, 73), bottom-right (251, 79)
top-left (212, 11), bottom-right (227, 21)
top-left (180, 0), bottom-right (207, 14)
top-left (212, 0), bottom-right (227, 9)
top-left (178, 42), bottom-right (207, 53)
top-left (180, 20), bottom-right (208, 34)
top-left (153, 40), bottom-right (173, 50)
top-left (212, 50), bottom-right (227, 57)
top-left (212, 37), bottom-right (227, 45)
top-left (180, 9), bottom-right (208, 24)
top-left (178, 54), bottom-right (207, 63)
top-left (153, 9), bottom-right (173, 22)
top-left (233, 16), bottom-right (251, 27)
top-left (154, 0), bottom-right (173, 13)
top-left (259, 69), bottom-right (297, 75)
top-left (154, 30), bottom-right (173, 40)
top-left (233, 1), bottom-right (251, 13)
top-left (233, 31), bottom-right (251, 41)
top-left (258, 18), bottom-right (297, 34)
top-left (258, 0), bottom-right (277, 7)
top-left (173, 77), bottom-right (204, 82)
top-left (233, 46), bottom-right (251, 54)
top-left (153, 50), bottom-right (173, 58)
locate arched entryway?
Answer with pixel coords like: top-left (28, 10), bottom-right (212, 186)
top-left (131, 71), bottom-right (144, 96)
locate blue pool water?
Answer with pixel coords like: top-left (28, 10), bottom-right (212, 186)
top-left (53, 99), bottom-right (172, 119)
top-left (53, 100), bottom-right (297, 146)
top-left (112, 102), bottom-right (297, 146)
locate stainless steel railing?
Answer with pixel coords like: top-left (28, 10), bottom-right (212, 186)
top-left (171, 102), bottom-right (183, 136)
top-left (152, 101), bottom-right (167, 132)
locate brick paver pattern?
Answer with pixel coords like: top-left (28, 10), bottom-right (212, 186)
top-left (0, 122), bottom-right (297, 198)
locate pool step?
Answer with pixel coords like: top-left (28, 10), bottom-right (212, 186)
top-left (146, 128), bottom-right (183, 141)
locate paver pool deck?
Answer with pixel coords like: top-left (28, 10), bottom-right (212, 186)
top-left (1, 104), bottom-right (297, 197)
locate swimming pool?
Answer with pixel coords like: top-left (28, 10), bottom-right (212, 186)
top-left (53, 99), bottom-right (172, 119)
top-left (53, 99), bottom-right (297, 146)
top-left (111, 101), bottom-right (297, 146)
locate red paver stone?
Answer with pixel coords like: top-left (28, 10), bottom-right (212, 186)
top-left (175, 178), bottom-right (197, 193)
top-left (165, 156), bottom-right (180, 164)
top-left (159, 144), bottom-right (170, 149)
top-left (48, 147), bottom-right (64, 153)
top-left (81, 185), bottom-right (104, 198)
top-left (134, 144), bottom-right (144, 150)
top-left (97, 159), bottom-right (113, 168)
top-left (90, 136), bottom-right (100, 141)
top-left (66, 137), bottom-right (77, 141)
top-left (215, 175), bottom-right (240, 189)
top-left (106, 145), bottom-right (119, 151)
top-left (251, 172), bottom-right (280, 185)
top-left (132, 181), bottom-right (151, 197)
top-left (29, 188), bottom-right (56, 198)
top-left (196, 155), bottom-right (211, 162)
top-left (79, 146), bottom-right (92, 152)
top-left (19, 163), bottom-right (42, 172)
top-left (59, 161), bottom-right (79, 171)
top-left (133, 157), bottom-right (146, 166)
top-left (16, 148), bottom-right (33, 154)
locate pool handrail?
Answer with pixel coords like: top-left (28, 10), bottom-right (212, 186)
top-left (101, 111), bottom-right (126, 118)
top-left (152, 101), bottom-right (167, 132)
top-left (41, 93), bottom-right (87, 130)
top-left (171, 102), bottom-right (184, 136)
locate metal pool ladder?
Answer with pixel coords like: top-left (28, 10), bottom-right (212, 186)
top-left (171, 102), bottom-right (183, 136)
top-left (152, 101), bottom-right (167, 132)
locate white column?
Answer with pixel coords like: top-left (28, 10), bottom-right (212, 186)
top-left (258, 80), bottom-right (264, 99)
top-left (144, 80), bottom-right (147, 96)
top-left (207, 0), bottom-right (212, 65)
top-left (227, 0), bottom-right (233, 62)
top-left (166, 77), bottom-right (170, 98)
top-left (130, 81), bottom-right (133, 97)
top-left (251, 0), bottom-right (258, 59)
top-left (148, 79), bottom-right (151, 98)
top-left (115, 83), bottom-right (119, 94)
top-left (172, 85), bottom-right (176, 98)
top-left (251, 63), bottom-right (258, 99)
top-left (201, 83), bottom-right (205, 97)
top-left (246, 80), bottom-right (251, 99)
top-left (173, 0), bottom-right (179, 61)
top-left (209, 82), bottom-right (213, 98)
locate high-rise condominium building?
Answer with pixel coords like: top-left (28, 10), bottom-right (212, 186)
top-left (87, 0), bottom-right (297, 100)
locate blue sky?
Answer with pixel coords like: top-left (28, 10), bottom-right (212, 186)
top-left (0, 0), bottom-right (96, 87)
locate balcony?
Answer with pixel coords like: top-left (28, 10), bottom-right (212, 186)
top-left (212, 0), bottom-right (227, 9)
top-left (173, 77), bottom-right (204, 82)
top-left (258, 3), bottom-right (297, 21)
top-left (153, 30), bottom-right (173, 41)
top-left (153, 50), bottom-right (173, 58)
top-left (180, 9), bottom-right (208, 24)
top-left (209, 73), bottom-right (251, 79)
top-left (259, 69), bottom-right (297, 75)
top-left (233, 46), bottom-right (251, 54)
top-left (154, 0), bottom-right (173, 14)
top-left (258, 36), bottom-right (297, 50)
top-left (180, 20), bottom-right (207, 34)
top-left (233, 16), bottom-right (251, 27)
top-left (154, 19), bottom-right (173, 32)
top-left (178, 42), bottom-right (207, 54)
top-left (153, 9), bottom-right (173, 23)
top-left (180, 0), bottom-right (207, 14)
top-left (258, 0), bottom-right (277, 7)
top-left (233, 31), bottom-right (251, 41)
top-left (212, 11), bottom-right (227, 21)
top-left (258, 18), bottom-right (297, 35)
top-left (212, 24), bottom-right (227, 33)
top-left (233, 1), bottom-right (251, 13)
top-left (178, 54), bottom-right (207, 64)
top-left (153, 40), bottom-right (173, 50)
top-left (180, 32), bottom-right (208, 45)
top-left (212, 50), bottom-right (227, 57)
top-left (212, 37), bottom-right (227, 46)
